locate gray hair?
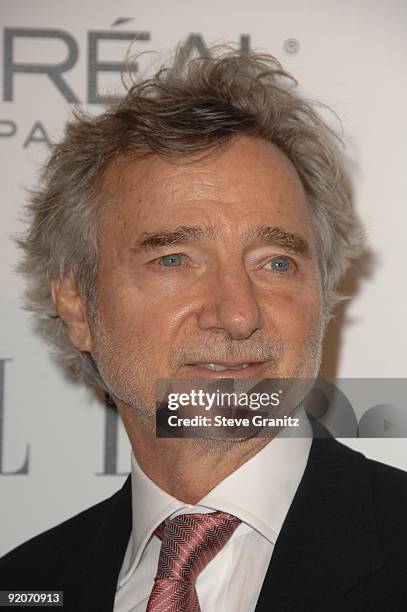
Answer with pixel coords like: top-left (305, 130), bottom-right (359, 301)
top-left (15, 45), bottom-right (365, 389)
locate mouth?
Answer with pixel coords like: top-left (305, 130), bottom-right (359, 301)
top-left (182, 361), bottom-right (268, 378)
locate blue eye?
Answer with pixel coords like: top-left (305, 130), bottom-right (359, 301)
top-left (160, 254), bottom-right (183, 266)
top-left (264, 257), bottom-right (291, 272)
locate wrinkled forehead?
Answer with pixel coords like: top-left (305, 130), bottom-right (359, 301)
top-left (99, 135), bottom-right (313, 242)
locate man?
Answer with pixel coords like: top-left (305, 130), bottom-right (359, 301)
top-left (1, 46), bottom-right (407, 611)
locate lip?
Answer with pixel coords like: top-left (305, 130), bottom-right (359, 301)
top-left (182, 361), bottom-right (268, 378)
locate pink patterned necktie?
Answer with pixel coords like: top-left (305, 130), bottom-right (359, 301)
top-left (146, 511), bottom-right (241, 612)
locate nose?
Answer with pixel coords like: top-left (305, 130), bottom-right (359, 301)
top-left (197, 264), bottom-right (262, 340)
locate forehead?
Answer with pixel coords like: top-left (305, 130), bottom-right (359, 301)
top-left (103, 135), bottom-right (311, 235)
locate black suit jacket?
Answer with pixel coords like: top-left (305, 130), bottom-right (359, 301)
top-left (1, 435), bottom-right (407, 611)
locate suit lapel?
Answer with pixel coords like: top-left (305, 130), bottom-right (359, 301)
top-left (255, 437), bottom-right (383, 610)
top-left (75, 476), bottom-right (132, 611)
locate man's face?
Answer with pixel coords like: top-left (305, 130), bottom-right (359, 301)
top-left (89, 136), bottom-right (323, 419)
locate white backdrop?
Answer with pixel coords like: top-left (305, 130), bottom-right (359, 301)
top-left (1, 0), bottom-right (406, 557)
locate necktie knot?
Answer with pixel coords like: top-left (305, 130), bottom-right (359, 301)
top-left (147, 511), bottom-right (241, 612)
top-left (155, 511), bottom-right (241, 582)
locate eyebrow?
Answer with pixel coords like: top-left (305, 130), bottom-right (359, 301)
top-left (133, 225), bottom-right (215, 252)
top-left (242, 225), bottom-right (310, 256)
top-left (133, 224), bottom-right (310, 257)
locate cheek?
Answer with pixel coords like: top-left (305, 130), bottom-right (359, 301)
top-left (97, 284), bottom-right (185, 351)
top-left (262, 289), bottom-right (321, 341)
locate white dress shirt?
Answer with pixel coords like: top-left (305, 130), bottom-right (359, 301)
top-left (114, 409), bottom-right (312, 612)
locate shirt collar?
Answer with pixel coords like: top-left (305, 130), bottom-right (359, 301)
top-left (119, 406), bottom-right (312, 586)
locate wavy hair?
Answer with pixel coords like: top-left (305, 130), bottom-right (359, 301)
top-left (15, 45), bottom-right (365, 388)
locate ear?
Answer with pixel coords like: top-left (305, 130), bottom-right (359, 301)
top-left (51, 275), bottom-right (93, 352)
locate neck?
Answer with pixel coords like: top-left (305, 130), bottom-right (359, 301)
top-left (116, 400), bottom-right (270, 504)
